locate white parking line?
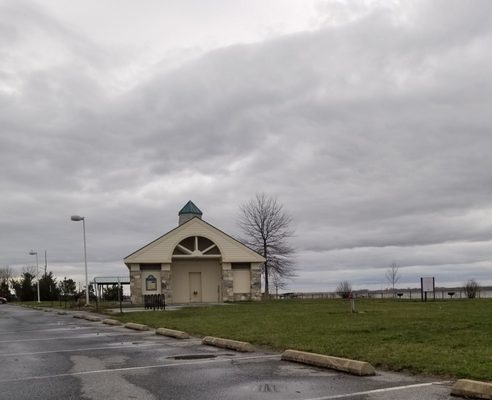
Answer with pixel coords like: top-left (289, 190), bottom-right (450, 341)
top-left (303, 381), bottom-right (452, 400)
top-left (0, 325), bottom-right (95, 335)
top-left (0, 343), bottom-right (158, 357)
top-left (0, 354), bottom-right (281, 383)
top-left (0, 332), bottom-right (138, 343)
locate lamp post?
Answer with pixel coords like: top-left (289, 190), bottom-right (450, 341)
top-left (71, 215), bottom-right (89, 306)
top-left (29, 250), bottom-right (40, 303)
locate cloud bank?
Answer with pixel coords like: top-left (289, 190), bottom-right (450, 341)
top-left (1, 0), bottom-right (491, 291)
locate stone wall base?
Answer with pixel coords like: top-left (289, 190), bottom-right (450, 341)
top-left (233, 293), bottom-right (252, 301)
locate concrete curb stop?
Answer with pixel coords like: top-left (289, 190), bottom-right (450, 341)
top-left (82, 315), bottom-right (101, 322)
top-left (73, 314), bottom-right (100, 321)
top-left (124, 322), bottom-right (151, 331)
top-left (57, 311), bottom-right (67, 315)
top-left (156, 327), bottom-right (190, 339)
top-left (202, 336), bottom-right (255, 352)
top-left (451, 379), bottom-right (492, 399)
top-left (281, 349), bottom-right (376, 377)
top-left (102, 319), bottom-right (122, 326)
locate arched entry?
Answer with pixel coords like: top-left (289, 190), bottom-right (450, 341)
top-left (171, 236), bottom-right (221, 303)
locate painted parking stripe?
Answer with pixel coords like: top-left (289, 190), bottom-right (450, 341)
top-left (0, 354), bottom-right (281, 383)
top-left (0, 325), bottom-right (97, 335)
top-left (0, 332), bottom-right (146, 343)
top-left (0, 343), bottom-right (158, 357)
top-left (303, 381), bottom-right (452, 400)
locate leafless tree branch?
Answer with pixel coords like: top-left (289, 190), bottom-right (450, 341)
top-left (238, 193), bottom-right (295, 294)
top-left (336, 280), bottom-right (352, 299)
top-left (0, 265), bottom-right (14, 282)
top-left (385, 262), bottom-right (400, 296)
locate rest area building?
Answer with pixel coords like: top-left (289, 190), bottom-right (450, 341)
top-left (124, 201), bottom-right (265, 304)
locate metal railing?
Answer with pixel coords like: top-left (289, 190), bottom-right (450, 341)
top-left (143, 294), bottom-right (165, 310)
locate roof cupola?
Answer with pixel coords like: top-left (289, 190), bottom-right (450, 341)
top-left (178, 200), bottom-right (203, 225)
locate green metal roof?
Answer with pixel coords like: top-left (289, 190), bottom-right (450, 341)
top-left (178, 200), bottom-right (203, 215)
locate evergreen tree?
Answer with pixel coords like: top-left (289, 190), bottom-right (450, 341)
top-left (39, 272), bottom-right (60, 300)
top-left (16, 272), bottom-right (36, 301)
top-left (103, 284), bottom-right (123, 301)
top-left (58, 277), bottom-right (77, 298)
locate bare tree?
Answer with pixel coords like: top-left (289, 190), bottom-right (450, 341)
top-left (385, 262), bottom-right (400, 297)
top-left (336, 280), bottom-right (352, 299)
top-left (22, 265), bottom-right (37, 277)
top-left (0, 265), bottom-right (14, 282)
top-left (463, 279), bottom-right (480, 299)
top-left (271, 269), bottom-right (289, 299)
top-left (0, 265), bottom-right (14, 298)
top-left (238, 193), bottom-right (295, 295)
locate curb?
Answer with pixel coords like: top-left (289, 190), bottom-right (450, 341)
top-left (124, 322), bottom-right (151, 331)
top-left (83, 315), bottom-right (101, 322)
top-left (202, 336), bottom-right (255, 352)
top-left (281, 349), bottom-right (376, 376)
top-left (102, 319), bottom-right (122, 326)
top-left (156, 327), bottom-right (190, 339)
top-left (73, 314), bottom-right (101, 321)
top-left (451, 379), bottom-right (492, 399)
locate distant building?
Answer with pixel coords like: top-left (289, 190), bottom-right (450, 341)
top-left (124, 201), bottom-right (265, 304)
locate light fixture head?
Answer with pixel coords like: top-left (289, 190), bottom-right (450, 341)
top-left (71, 215), bottom-right (84, 221)
top-left (29, 250), bottom-right (37, 256)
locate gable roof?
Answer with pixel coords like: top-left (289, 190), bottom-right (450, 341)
top-left (124, 217), bottom-right (265, 266)
top-left (178, 200), bottom-right (202, 215)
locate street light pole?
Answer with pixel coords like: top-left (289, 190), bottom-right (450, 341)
top-left (71, 215), bottom-right (89, 306)
top-left (29, 250), bottom-right (40, 303)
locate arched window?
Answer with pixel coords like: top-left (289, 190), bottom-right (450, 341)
top-left (172, 236), bottom-right (221, 257)
top-left (146, 274), bottom-right (157, 291)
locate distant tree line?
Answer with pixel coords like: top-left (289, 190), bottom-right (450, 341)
top-left (7, 269), bottom-right (76, 301)
top-left (0, 266), bottom-right (120, 302)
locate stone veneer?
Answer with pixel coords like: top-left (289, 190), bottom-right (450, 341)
top-left (129, 264), bottom-right (142, 304)
top-left (250, 262), bottom-right (262, 301)
top-left (161, 263), bottom-right (172, 304)
top-left (221, 263), bottom-right (234, 302)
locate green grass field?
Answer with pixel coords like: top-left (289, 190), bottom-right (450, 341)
top-left (112, 299), bottom-right (492, 381)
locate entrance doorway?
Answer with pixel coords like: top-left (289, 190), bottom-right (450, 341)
top-left (189, 272), bottom-right (202, 302)
top-left (171, 260), bottom-right (220, 303)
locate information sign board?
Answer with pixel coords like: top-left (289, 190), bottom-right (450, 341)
top-left (422, 277), bottom-right (434, 292)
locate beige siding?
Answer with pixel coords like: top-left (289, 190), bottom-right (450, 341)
top-left (232, 269), bottom-right (251, 293)
top-left (171, 260), bottom-right (221, 303)
top-left (125, 218), bottom-right (265, 264)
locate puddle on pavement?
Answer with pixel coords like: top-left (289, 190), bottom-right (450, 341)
top-left (168, 353), bottom-right (236, 360)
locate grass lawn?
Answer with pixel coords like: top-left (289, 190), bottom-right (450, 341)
top-left (112, 299), bottom-right (492, 381)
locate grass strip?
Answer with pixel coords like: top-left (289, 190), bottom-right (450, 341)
top-left (25, 298), bottom-right (492, 380)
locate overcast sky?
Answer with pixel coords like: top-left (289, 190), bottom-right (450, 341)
top-left (1, 0), bottom-right (491, 292)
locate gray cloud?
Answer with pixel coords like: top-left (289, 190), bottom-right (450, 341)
top-left (1, 0), bottom-right (492, 290)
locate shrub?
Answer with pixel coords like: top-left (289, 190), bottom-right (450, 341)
top-left (463, 279), bottom-right (480, 299)
top-left (336, 280), bottom-right (352, 299)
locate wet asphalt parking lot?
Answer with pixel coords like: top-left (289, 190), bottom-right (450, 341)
top-left (0, 305), bottom-right (459, 400)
